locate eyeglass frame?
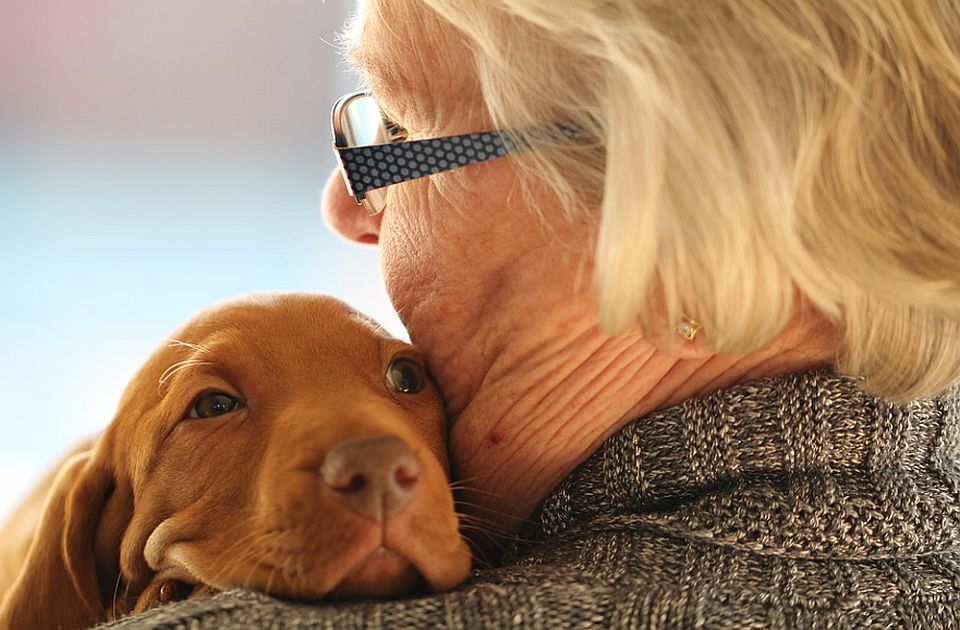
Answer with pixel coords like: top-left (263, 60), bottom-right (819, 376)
top-left (331, 90), bottom-right (581, 215)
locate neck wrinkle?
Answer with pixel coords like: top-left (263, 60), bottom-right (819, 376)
top-left (447, 311), bottom-right (837, 544)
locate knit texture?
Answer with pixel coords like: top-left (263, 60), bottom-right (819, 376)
top-left (99, 368), bottom-right (960, 628)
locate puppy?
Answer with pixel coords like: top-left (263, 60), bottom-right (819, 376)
top-left (0, 293), bottom-right (472, 630)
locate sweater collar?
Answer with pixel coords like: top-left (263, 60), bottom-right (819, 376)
top-left (525, 368), bottom-right (960, 560)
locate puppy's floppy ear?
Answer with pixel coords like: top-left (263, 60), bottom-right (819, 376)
top-left (65, 442), bottom-right (135, 620)
top-left (0, 442), bottom-right (133, 630)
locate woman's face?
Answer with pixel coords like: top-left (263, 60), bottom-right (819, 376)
top-left (323, 1), bottom-right (592, 413)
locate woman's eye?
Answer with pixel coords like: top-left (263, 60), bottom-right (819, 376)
top-left (382, 116), bottom-right (408, 142)
top-left (386, 358), bottom-right (425, 394)
top-left (187, 392), bottom-right (244, 419)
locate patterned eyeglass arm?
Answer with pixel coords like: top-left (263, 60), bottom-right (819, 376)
top-left (334, 129), bottom-right (521, 207)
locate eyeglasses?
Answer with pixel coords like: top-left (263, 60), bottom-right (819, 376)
top-left (331, 91), bottom-right (519, 215)
top-left (331, 91), bottom-right (580, 215)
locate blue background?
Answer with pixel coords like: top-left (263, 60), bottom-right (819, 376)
top-left (0, 1), bottom-right (402, 518)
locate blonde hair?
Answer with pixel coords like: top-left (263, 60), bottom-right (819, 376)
top-left (407, 0), bottom-right (960, 402)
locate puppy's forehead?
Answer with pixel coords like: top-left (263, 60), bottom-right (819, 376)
top-left (167, 293), bottom-right (399, 364)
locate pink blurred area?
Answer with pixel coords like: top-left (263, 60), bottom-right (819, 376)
top-left (0, 1), bottom-right (410, 521)
top-left (0, 0), bottom-right (351, 155)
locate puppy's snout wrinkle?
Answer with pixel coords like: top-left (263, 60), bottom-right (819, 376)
top-left (320, 436), bottom-right (421, 522)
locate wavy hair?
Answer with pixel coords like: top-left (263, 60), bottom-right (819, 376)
top-left (386, 0), bottom-right (960, 402)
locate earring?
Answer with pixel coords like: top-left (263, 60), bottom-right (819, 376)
top-left (675, 316), bottom-right (702, 342)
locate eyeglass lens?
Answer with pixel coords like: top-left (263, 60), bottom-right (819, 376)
top-left (338, 94), bottom-right (391, 213)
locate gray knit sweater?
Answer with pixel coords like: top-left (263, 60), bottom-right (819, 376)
top-left (101, 369), bottom-right (960, 628)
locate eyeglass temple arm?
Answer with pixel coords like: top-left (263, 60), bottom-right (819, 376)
top-left (333, 129), bottom-right (521, 203)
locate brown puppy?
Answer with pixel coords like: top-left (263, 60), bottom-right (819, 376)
top-left (0, 293), bottom-right (472, 630)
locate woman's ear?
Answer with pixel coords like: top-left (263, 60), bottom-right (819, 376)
top-left (0, 444), bottom-right (133, 630)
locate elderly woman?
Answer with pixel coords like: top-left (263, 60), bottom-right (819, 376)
top-left (116, 0), bottom-right (960, 627)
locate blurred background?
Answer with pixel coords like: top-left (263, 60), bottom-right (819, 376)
top-left (0, 1), bottom-right (399, 519)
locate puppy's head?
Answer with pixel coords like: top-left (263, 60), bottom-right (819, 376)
top-left (74, 293), bottom-right (471, 614)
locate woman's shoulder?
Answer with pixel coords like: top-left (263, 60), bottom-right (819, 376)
top-left (98, 525), bottom-right (960, 629)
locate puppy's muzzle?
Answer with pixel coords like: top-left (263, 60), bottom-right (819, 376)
top-left (320, 436), bottom-right (421, 522)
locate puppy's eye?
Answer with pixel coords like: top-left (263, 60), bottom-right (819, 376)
top-left (157, 579), bottom-right (191, 604)
top-left (187, 392), bottom-right (244, 419)
top-left (386, 358), bottom-right (424, 394)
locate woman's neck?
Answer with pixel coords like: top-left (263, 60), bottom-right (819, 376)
top-left (432, 300), bottom-right (837, 554)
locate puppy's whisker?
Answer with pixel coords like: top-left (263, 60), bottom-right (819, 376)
top-left (296, 551), bottom-right (307, 593)
top-left (265, 558), bottom-right (278, 597)
top-left (110, 570), bottom-right (124, 620)
top-left (230, 545), bottom-right (261, 592)
top-left (248, 540), bottom-right (278, 585)
top-left (232, 548), bottom-right (261, 589)
top-left (450, 485), bottom-right (503, 499)
top-left (459, 531), bottom-right (511, 557)
top-left (455, 511), bottom-right (499, 524)
top-left (206, 523), bottom-right (262, 582)
top-left (465, 523), bottom-right (526, 548)
top-left (163, 338), bottom-right (212, 355)
top-left (156, 358), bottom-right (213, 398)
top-left (453, 500), bottom-right (532, 525)
top-left (448, 475), bottom-right (486, 486)
top-left (456, 515), bottom-right (530, 543)
top-left (456, 514), bottom-right (511, 530)
top-left (456, 506), bottom-right (540, 547)
top-left (286, 553), bottom-right (297, 593)
top-left (229, 533), bottom-right (269, 585)
top-left (158, 359), bottom-right (211, 386)
top-left (279, 554), bottom-right (295, 590)
top-left (208, 527), bottom-right (262, 588)
top-left (459, 514), bottom-right (541, 548)
top-left (450, 486), bottom-right (501, 499)
top-left (449, 478), bottom-right (507, 502)
top-left (457, 526), bottom-right (513, 564)
top-left (453, 500), bottom-right (523, 517)
top-left (256, 547), bottom-right (278, 592)
top-left (461, 535), bottom-right (487, 562)
top-left (455, 514), bottom-right (513, 538)
top-left (457, 523), bottom-right (503, 536)
top-left (460, 521), bottom-right (514, 538)
top-left (124, 579), bottom-right (135, 614)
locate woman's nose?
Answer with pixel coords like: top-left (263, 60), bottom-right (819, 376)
top-left (321, 168), bottom-right (382, 245)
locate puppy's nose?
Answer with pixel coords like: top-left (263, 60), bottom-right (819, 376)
top-left (320, 436), bottom-right (421, 522)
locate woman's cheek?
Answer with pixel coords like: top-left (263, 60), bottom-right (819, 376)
top-left (378, 188), bottom-right (442, 309)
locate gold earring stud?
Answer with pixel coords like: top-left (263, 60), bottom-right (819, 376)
top-left (676, 316), bottom-right (702, 342)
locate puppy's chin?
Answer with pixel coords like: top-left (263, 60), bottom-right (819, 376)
top-left (327, 548), bottom-right (424, 599)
